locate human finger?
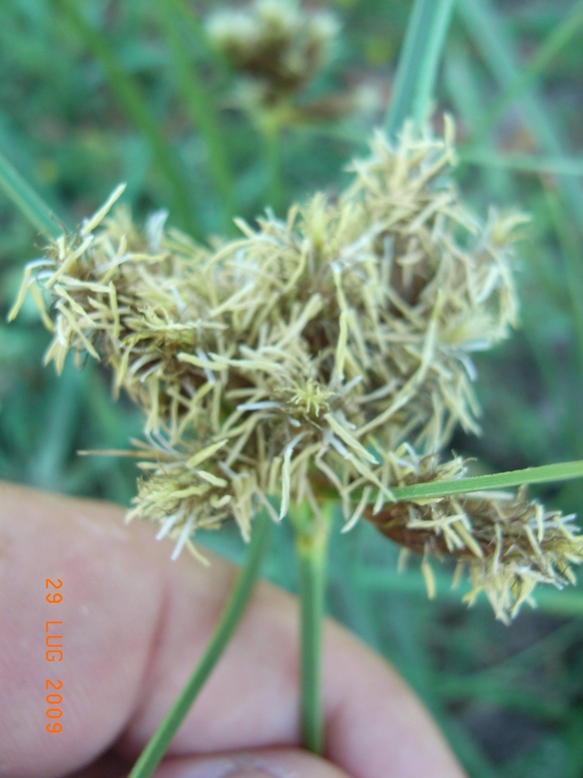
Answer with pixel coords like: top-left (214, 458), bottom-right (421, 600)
top-left (0, 483), bottom-right (464, 778)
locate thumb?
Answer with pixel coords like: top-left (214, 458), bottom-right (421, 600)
top-left (154, 748), bottom-right (355, 777)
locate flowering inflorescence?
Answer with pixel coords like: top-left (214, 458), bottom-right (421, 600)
top-left (205, 0), bottom-right (360, 124)
top-left (365, 450), bottom-right (583, 623)
top-left (11, 119), bottom-right (583, 619)
top-left (206, 0), bottom-right (339, 105)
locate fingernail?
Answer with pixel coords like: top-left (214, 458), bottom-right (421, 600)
top-left (173, 756), bottom-right (290, 778)
top-left (177, 757), bottom-right (235, 778)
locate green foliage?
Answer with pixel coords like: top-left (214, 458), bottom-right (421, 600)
top-left (2, 0), bottom-right (583, 774)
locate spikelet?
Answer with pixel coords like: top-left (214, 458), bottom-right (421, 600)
top-left (364, 450), bottom-right (583, 622)
top-left (206, 0), bottom-right (339, 103)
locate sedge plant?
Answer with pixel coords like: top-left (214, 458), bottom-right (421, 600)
top-left (3, 1), bottom-right (583, 776)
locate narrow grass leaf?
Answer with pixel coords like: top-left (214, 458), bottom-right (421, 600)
top-left (358, 562), bottom-right (583, 617)
top-left (458, 0), bottom-right (583, 233)
top-left (471, 0), bottom-right (583, 142)
top-left (55, 0), bottom-right (200, 236)
top-left (385, 0), bottom-right (456, 137)
top-left (459, 149), bottom-right (583, 176)
top-left (545, 188), bottom-right (583, 385)
top-left (385, 459), bottom-right (583, 502)
top-left (0, 149), bottom-right (65, 235)
top-left (157, 3), bottom-right (235, 226)
top-left (164, 0), bottom-right (233, 76)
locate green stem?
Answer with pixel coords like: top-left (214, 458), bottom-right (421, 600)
top-left (128, 512), bottom-right (272, 778)
top-left (0, 149), bottom-right (66, 235)
top-left (266, 132), bottom-right (282, 214)
top-left (385, 0), bottom-right (456, 137)
top-left (261, 115), bottom-right (283, 215)
top-left (292, 505), bottom-right (331, 755)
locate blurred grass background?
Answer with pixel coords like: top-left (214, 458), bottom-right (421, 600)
top-left (2, 0), bottom-right (583, 774)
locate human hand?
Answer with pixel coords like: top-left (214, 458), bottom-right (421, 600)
top-left (0, 482), bottom-right (465, 778)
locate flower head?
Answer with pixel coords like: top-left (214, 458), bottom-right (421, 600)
top-left (365, 451), bottom-right (583, 622)
top-left (206, 0), bottom-right (339, 105)
top-left (10, 121), bottom-right (519, 535)
top-left (11, 120), bottom-right (573, 619)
